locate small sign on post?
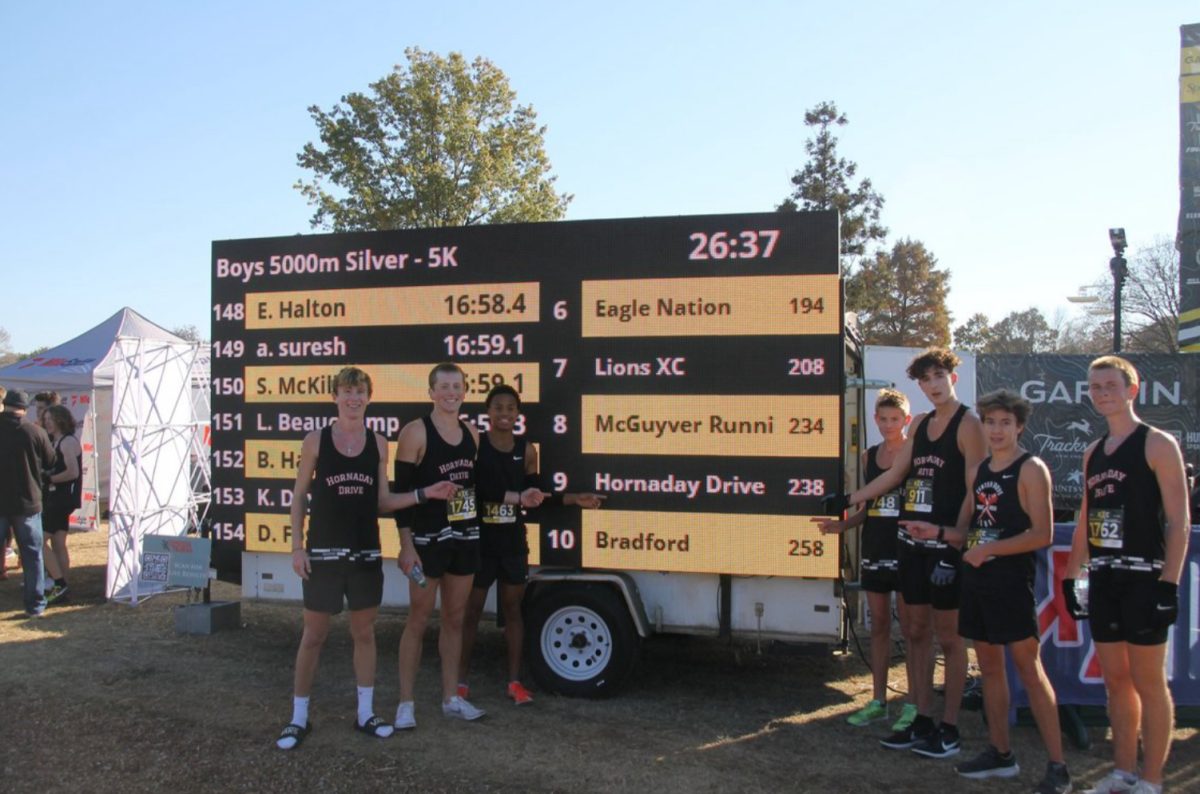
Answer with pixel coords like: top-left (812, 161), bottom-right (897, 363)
top-left (140, 535), bottom-right (213, 589)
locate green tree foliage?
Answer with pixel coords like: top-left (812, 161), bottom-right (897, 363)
top-left (296, 48), bottom-right (571, 231)
top-left (953, 308), bottom-right (1060, 354)
top-left (847, 239), bottom-right (950, 346)
top-left (988, 308), bottom-right (1058, 353)
top-left (952, 313), bottom-right (994, 354)
top-left (777, 101), bottom-right (886, 261)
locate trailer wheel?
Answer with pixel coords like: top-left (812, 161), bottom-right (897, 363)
top-left (526, 584), bottom-right (639, 698)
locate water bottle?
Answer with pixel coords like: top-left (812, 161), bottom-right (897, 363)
top-left (1073, 567), bottom-right (1089, 616)
top-left (406, 562), bottom-right (428, 588)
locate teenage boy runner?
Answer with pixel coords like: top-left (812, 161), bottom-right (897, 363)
top-left (458, 384), bottom-right (605, 705)
top-left (907, 389), bottom-right (1071, 792)
top-left (1062, 356), bottom-right (1190, 794)
top-left (393, 363), bottom-right (521, 728)
top-left (841, 348), bottom-right (985, 759)
top-left (816, 388), bottom-right (917, 731)
top-left (277, 367), bottom-right (457, 750)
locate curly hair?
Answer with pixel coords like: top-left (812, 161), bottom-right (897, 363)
top-left (906, 347), bottom-right (961, 380)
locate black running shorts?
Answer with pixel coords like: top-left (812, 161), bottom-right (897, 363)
top-left (860, 566), bottom-right (901, 594)
top-left (898, 544), bottom-right (961, 611)
top-left (958, 573), bottom-right (1036, 644)
top-left (474, 552), bottom-right (529, 590)
top-left (415, 538), bottom-right (481, 579)
top-left (42, 505), bottom-right (71, 534)
top-left (302, 560), bottom-right (383, 614)
top-left (1087, 569), bottom-right (1169, 646)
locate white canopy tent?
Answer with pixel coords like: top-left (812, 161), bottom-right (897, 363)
top-left (0, 307), bottom-right (197, 530)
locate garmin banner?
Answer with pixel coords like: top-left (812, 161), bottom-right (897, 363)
top-left (1181, 23), bottom-right (1200, 352)
top-left (1008, 525), bottom-right (1200, 709)
top-left (976, 354), bottom-right (1199, 511)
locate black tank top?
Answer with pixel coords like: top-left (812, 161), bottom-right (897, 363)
top-left (476, 434), bottom-right (530, 556)
top-left (48, 434), bottom-right (83, 511)
top-left (1084, 423), bottom-right (1164, 572)
top-left (307, 425), bottom-right (381, 564)
top-left (412, 415), bottom-right (479, 542)
top-left (965, 453), bottom-right (1034, 582)
top-left (862, 443), bottom-right (901, 569)
top-left (902, 403), bottom-right (969, 550)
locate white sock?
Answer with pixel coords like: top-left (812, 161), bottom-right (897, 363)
top-left (292, 695), bottom-right (310, 727)
top-left (276, 696), bottom-right (310, 749)
top-left (357, 686), bottom-right (374, 726)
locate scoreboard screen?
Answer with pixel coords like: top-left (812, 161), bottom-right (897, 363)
top-left (210, 211), bottom-right (844, 580)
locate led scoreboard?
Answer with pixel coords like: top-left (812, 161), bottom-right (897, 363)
top-left (210, 211), bottom-right (844, 581)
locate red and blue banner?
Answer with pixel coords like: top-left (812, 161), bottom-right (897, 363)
top-left (1008, 524), bottom-right (1200, 708)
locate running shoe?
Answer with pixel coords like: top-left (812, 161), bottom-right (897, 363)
top-left (393, 701), bottom-right (416, 730)
top-left (880, 720), bottom-right (930, 751)
top-left (846, 699), bottom-right (888, 727)
top-left (507, 680), bottom-right (534, 705)
top-left (45, 584), bottom-right (67, 604)
top-left (456, 682), bottom-right (470, 699)
top-left (955, 745), bottom-right (1019, 779)
top-left (1033, 761), bottom-right (1072, 794)
top-left (891, 702), bottom-right (918, 732)
top-left (1084, 771), bottom-right (1136, 793)
top-left (442, 695), bottom-right (485, 721)
top-left (911, 724), bottom-right (961, 759)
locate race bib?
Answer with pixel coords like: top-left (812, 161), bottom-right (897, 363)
top-left (481, 502), bottom-right (517, 524)
top-left (904, 478), bottom-right (934, 514)
top-left (966, 526), bottom-right (1001, 549)
top-left (1087, 508), bottom-right (1124, 550)
top-left (446, 486), bottom-right (477, 522)
top-left (868, 490), bottom-right (901, 518)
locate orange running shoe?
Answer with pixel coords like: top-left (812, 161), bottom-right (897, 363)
top-left (507, 680), bottom-right (534, 705)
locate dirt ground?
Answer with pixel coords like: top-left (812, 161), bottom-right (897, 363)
top-left (1, 527), bottom-right (1197, 793)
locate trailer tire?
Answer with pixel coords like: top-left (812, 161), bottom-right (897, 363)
top-left (526, 583), bottom-right (639, 698)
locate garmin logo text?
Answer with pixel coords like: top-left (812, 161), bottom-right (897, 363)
top-left (1019, 379), bottom-right (1182, 407)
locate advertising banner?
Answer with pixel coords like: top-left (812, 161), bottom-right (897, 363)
top-left (1180, 23), bottom-right (1200, 351)
top-left (1008, 524), bottom-right (1200, 708)
top-left (976, 354), bottom-right (1199, 511)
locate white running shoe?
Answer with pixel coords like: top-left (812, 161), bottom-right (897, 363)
top-left (1085, 771), bottom-right (1137, 793)
top-left (394, 701), bottom-right (416, 730)
top-left (441, 695), bottom-right (486, 721)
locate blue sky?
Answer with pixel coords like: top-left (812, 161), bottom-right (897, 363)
top-left (1, 1), bottom-right (1194, 352)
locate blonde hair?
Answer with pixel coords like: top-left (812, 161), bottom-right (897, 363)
top-left (1089, 355), bottom-right (1139, 388)
top-left (428, 362), bottom-right (466, 388)
top-left (333, 366), bottom-right (373, 398)
top-left (875, 388), bottom-right (910, 414)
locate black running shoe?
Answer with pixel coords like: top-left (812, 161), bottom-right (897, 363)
top-left (880, 723), bottom-right (928, 750)
top-left (955, 745), bottom-right (1019, 779)
top-left (1033, 761), bottom-right (1072, 794)
top-left (911, 724), bottom-right (961, 759)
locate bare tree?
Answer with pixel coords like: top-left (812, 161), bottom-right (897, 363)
top-left (0, 326), bottom-right (14, 366)
top-left (1123, 236), bottom-right (1179, 352)
top-left (1070, 236), bottom-right (1179, 353)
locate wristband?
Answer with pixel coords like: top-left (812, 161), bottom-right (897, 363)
top-left (414, 487), bottom-right (426, 505)
top-left (937, 526), bottom-right (945, 543)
